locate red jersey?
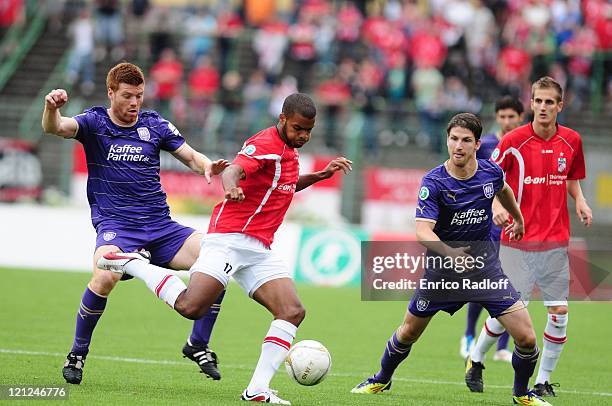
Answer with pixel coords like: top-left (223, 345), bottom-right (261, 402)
top-left (209, 126), bottom-right (299, 247)
top-left (492, 123), bottom-right (586, 246)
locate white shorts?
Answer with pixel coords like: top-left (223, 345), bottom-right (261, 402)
top-left (500, 245), bottom-right (569, 307)
top-left (190, 233), bottom-right (291, 297)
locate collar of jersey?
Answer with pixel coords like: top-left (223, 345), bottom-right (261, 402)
top-left (443, 159), bottom-right (479, 180)
top-left (528, 122), bottom-right (559, 143)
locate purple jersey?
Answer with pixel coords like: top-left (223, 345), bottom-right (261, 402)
top-left (477, 132), bottom-right (499, 160)
top-left (416, 159), bottom-right (504, 242)
top-left (411, 159), bottom-right (519, 312)
top-left (74, 107), bottom-right (185, 226)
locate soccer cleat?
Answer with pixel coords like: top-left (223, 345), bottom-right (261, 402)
top-left (62, 352), bottom-right (86, 384)
top-left (493, 349), bottom-right (513, 362)
top-left (533, 382), bottom-right (559, 397)
top-left (460, 334), bottom-right (475, 358)
top-left (97, 251), bottom-right (151, 275)
top-left (512, 390), bottom-right (554, 405)
top-left (182, 339), bottom-right (221, 380)
top-left (241, 389), bottom-right (291, 404)
top-left (350, 376), bottom-right (392, 394)
top-left (465, 355), bottom-right (485, 392)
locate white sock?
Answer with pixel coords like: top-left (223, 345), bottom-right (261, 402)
top-left (536, 313), bottom-right (568, 384)
top-left (471, 317), bottom-right (505, 363)
top-left (246, 319), bottom-right (297, 393)
top-left (124, 260), bottom-right (186, 308)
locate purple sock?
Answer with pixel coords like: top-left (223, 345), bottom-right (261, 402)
top-left (465, 303), bottom-right (483, 337)
top-left (189, 290), bottom-right (226, 346)
top-left (512, 345), bottom-right (539, 396)
top-left (497, 331), bottom-right (510, 351)
top-left (71, 287), bottom-right (107, 356)
top-left (373, 331), bottom-right (412, 383)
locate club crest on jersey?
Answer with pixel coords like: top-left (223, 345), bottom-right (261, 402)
top-left (137, 127), bottom-right (150, 141)
top-left (491, 148), bottom-right (500, 161)
top-left (483, 183), bottom-right (494, 199)
top-left (103, 232), bottom-right (117, 241)
top-left (419, 186), bottom-right (430, 200)
top-left (242, 144), bottom-right (256, 156)
top-left (416, 298), bottom-right (429, 311)
top-left (557, 157), bottom-right (566, 173)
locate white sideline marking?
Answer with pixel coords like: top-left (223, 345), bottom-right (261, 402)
top-left (1, 348), bottom-right (611, 397)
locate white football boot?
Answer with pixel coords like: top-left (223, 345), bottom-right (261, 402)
top-left (97, 251), bottom-right (150, 275)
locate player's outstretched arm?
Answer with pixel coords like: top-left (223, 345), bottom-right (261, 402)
top-left (567, 179), bottom-right (592, 227)
top-left (221, 164), bottom-right (246, 201)
top-left (295, 157), bottom-right (353, 192)
top-left (495, 182), bottom-right (525, 240)
top-left (171, 143), bottom-right (229, 183)
top-left (42, 89), bottom-right (78, 138)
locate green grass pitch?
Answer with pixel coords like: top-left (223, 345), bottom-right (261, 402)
top-left (1, 268), bottom-right (610, 405)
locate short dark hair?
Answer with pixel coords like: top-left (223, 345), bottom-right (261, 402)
top-left (107, 62), bottom-right (145, 91)
top-left (282, 93), bottom-right (317, 119)
top-left (531, 76), bottom-right (563, 102)
top-left (495, 95), bottom-right (524, 115)
top-left (446, 113), bottom-right (483, 141)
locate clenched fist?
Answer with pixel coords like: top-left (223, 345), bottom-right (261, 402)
top-left (45, 89), bottom-right (69, 110)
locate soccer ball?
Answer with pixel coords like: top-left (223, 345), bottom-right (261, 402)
top-left (285, 340), bottom-right (332, 386)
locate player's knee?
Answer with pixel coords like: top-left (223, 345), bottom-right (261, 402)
top-left (175, 301), bottom-right (205, 320)
top-left (277, 304), bottom-right (306, 326)
top-left (89, 272), bottom-right (118, 296)
top-left (397, 323), bottom-right (419, 343)
top-left (174, 295), bottom-right (208, 320)
top-left (514, 329), bottom-right (537, 349)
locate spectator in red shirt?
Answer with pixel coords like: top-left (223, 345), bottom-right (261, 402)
top-left (150, 48), bottom-right (184, 121)
top-left (316, 70), bottom-right (352, 151)
top-left (0, 0), bottom-right (23, 27)
top-left (188, 55), bottom-right (220, 129)
top-left (288, 13), bottom-right (318, 88)
top-left (336, 1), bottom-right (363, 60)
top-left (496, 43), bottom-right (532, 99)
top-left (410, 24), bottom-right (447, 70)
top-left (361, 10), bottom-right (391, 66)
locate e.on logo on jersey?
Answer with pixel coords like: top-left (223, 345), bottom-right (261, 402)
top-left (277, 183), bottom-right (296, 193)
top-left (523, 176), bottom-right (546, 185)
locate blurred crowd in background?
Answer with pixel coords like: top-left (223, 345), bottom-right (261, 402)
top-left (2, 0), bottom-right (611, 155)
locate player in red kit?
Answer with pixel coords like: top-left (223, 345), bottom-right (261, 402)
top-left (98, 93), bottom-right (352, 405)
top-left (465, 77), bottom-right (592, 398)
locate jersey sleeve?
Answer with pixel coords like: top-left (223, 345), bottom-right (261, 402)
top-left (415, 175), bottom-right (440, 222)
top-left (159, 118), bottom-right (186, 152)
top-left (492, 161), bottom-right (505, 193)
top-left (233, 138), bottom-right (279, 177)
top-left (567, 135), bottom-right (586, 180)
top-left (74, 110), bottom-right (94, 143)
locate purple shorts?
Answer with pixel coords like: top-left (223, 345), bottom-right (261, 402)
top-left (95, 218), bottom-right (196, 266)
top-left (408, 268), bottom-right (520, 319)
top-left (408, 296), bottom-right (519, 319)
